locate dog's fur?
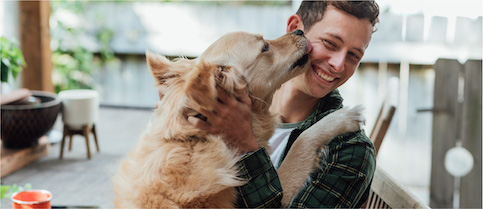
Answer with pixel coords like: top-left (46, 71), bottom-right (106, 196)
top-left (112, 31), bottom-right (364, 208)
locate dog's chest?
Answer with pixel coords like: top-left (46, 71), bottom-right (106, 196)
top-left (157, 136), bottom-right (241, 191)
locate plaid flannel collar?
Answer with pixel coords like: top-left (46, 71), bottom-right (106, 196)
top-left (297, 89), bottom-right (344, 131)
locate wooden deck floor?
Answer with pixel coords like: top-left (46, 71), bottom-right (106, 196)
top-left (1, 107), bottom-right (154, 208)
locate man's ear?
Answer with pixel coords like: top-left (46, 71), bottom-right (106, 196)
top-left (146, 51), bottom-right (173, 86)
top-left (184, 61), bottom-right (217, 111)
top-left (286, 14), bottom-right (305, 33)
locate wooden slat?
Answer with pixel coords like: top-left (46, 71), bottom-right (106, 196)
top-left (1, 136), bottom-right (50, 177)
top-left (364, 190), bottom-right (374, 209)
top-left (370, 101), bottom-right (396, 156)
top-left (460, 59), bottom-right (482, 208)
top-left (369, 102), bottom-right (385, 141)
top-left (370, 77), bottom-right (398, 156)
top-left (371, 167), bottom-right (429, 209)
top-left (430, 59), bottom-right (461, 208)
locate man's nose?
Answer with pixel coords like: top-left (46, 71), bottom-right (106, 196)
top-left (329, 52), bottom-right (345, 72)
top-left (293, 29), bottom-right (304, 36)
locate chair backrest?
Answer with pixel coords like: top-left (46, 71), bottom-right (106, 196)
top-left (370, 77), bottom-right (399, 156)
top-left (364, 166), bottom-right (430, 209)
top-left (370, 100), bottom-right (397, 156)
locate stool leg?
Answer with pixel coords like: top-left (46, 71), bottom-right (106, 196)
top-left (83, 125), bottom-right (92, 159)
top-left (59, 125), bottom-right (67, 159)
top-left (68, 135), bottom-right (73, 151)
top-left (92, 124), bottom-right (100, 152)
top-left (65, 125), bottom-right (72, 151)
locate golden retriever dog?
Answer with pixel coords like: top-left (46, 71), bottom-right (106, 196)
top-left (112, 30), bottom-right (364, 208)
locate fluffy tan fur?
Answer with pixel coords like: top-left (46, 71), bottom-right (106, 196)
top-left (112, 31), bottom-right (365, 208)
top-left (112, 31), bottom-right (309, 208)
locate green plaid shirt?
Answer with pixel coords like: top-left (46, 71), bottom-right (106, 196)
top-left (235, 89), bottom-right (376, 208)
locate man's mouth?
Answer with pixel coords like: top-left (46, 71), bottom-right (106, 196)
top-left (313, 67), bottom-right (335, 82)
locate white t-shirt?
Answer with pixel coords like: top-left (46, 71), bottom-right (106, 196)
top-left (268, 121), bottom-right (303, 169)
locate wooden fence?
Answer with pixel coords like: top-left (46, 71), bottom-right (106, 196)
top-left (430, 59), bottom-right (482, 208)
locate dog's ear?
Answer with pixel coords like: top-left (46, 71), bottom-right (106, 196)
top-left (184, 61), bottom-right (217, 111)
top-left (216, 65), bottom-right (246, 94)
top-left (146, 51), bottom-right (175, 86)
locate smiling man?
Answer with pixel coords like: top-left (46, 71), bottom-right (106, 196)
top-left (185, 1), bottom-right (380, 208)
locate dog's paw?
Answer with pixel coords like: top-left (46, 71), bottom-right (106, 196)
top-left (324, 105), bottom-right (365, 134)
top-left (298, 105), bottom-right (365, 146)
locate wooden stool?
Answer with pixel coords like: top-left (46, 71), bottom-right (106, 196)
top-left (59, 124), bottom-right (100, 159)
top-left (58, 89), bottom-right (100, 159)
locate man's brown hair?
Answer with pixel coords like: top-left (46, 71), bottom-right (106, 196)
top-left (296, 0), bottom-right (380, 32)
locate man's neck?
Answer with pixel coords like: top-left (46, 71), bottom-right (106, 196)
top-left (270, 82), bottom-right (320, 124)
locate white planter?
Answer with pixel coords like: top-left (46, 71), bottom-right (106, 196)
top-left (58, 89), bottom-right (99, 130)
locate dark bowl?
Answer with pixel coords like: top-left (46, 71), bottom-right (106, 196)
top-left (1, 91), bottom-right (61, 149)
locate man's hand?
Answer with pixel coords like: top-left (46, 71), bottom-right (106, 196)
top-left (187, 87), bottom-right (259, 154)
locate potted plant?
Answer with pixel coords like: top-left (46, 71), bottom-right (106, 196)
top-left (1, 36), bottom-right (26, 84)
top-left (0, 36), bottom-right (62, 149)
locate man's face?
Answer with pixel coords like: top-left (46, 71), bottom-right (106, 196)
top-left (293, 5), bottom-right (373, 98)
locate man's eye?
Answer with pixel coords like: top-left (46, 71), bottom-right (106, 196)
top-left (262, 43), bottom-right (270, 52)
top-left (324, 40), bottom-right (336, 49)
top-left (349, 52), bottom-right (361, 61)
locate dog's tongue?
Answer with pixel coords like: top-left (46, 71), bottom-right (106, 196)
top-left (305, 40), bottom-right (313, 54)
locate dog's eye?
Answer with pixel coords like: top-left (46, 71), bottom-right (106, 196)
top-left (261, 43), bottom-right (270, 52)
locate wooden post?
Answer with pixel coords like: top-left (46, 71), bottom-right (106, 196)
top-left (460, 60), bottom-right (482, 208)
top-left (429, 59), bottom-right (461, 208)
top-left (19, 1), bottom-right (54, 92)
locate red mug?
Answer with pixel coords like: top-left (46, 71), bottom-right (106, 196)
top-left (11, 190), bottom-right (52, 209)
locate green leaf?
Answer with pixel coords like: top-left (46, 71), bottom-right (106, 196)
top-left (0, 185), bottom-right (11, 199)
top-left (0, 36), bottom-right (26, 83)
top-left (0, 183), bottom-right (33, 199)
top-left (1, 60), bottom-right (10, 82)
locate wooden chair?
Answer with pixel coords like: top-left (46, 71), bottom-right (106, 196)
top-left (58, 89), bottom-right (100, 159)
top-left (370, 100), bottom-right (396, 156)
top-left (364, 166), bottom-right (430, 209)
top-left (363, 95), bottom-right (429, 208)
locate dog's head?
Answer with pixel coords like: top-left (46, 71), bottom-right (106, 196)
top-left (147, 30), bottom-right (310, 116)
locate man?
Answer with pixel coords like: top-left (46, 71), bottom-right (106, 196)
top-left (178, 1), bottom-right (379, 207)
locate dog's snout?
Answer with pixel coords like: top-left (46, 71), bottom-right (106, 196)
top-left (293, 29), bottom-right (304, 36)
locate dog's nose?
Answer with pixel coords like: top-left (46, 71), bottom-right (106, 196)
top-left (293, 29), bottom-right (304, 36)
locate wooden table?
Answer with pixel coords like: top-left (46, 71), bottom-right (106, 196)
top-left (1, 136), bottom-right (50, 177)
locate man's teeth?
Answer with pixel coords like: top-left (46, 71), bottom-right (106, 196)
top-left (315, 69), bottom-right (335, 82)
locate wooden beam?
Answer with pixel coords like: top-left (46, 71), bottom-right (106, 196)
top-left (1, 136), bottom-right (50, 178)
top-left (19, 1), bottom-right (54, 92)
top-left (429, 59), bottom-right (461, 208)
top-left (460, 59), bottom-right (482, 208)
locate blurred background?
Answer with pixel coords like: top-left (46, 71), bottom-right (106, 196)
top-left (1, 0), bottom-right (481, 208)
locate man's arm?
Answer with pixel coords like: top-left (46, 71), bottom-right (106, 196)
top-left (235, 147), bottom-right (283, 208)
top-left (234, 131), bottom-right (375, 208)
top-left (289, 131), bottom-right (376, 208)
